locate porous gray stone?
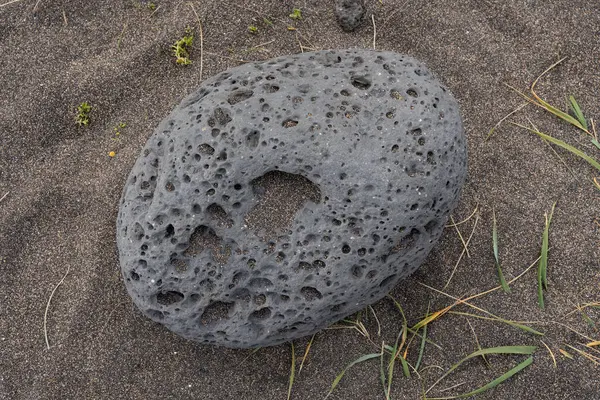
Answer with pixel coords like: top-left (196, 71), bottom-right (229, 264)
top-left (335, 0), bottom-right (366, 32)
top-left (117, 49), bottom-right (467, 348)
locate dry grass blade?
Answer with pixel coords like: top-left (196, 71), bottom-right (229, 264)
top-left (444, 211), bottom-right (480, 289)
top-left (412, 303), bottom-right (455, 331)
top-left (371, 14), bottom-right (376, 50)
top-left (368, 305), bottom-right (382, 336)
top-left (486, 103), bottom-right (528, 140)
top-left (466, 318), bottom-right (490, 368)
top-left (445, 204), bottom-right (478, 228)
top-left (505, 82), bottom-right (588, 133)
top-left (238, 347), bottom-right (261, 366)
top-left (188, 2), bottom-right (204, 80)
top-left (512, 123), bottom-right (600, 172)
top-left (527, 57), bottom-right (590, 133)
top-left (419, 284), bottom-right (545, 336)
top-left (0, 191), bottom-right (8, 203)
top-left (0, 0), bottom-right (25, 7)
top-left (448, 311), bottom-right (544, 336)
top-left (537, 202), bottom-right (556, 309)
top-left (541, 340), bottom-right (557, 368)
top-left (492, 209), bottom-right (510, 293)
top-left (287, 342), bottom-right (296, 400)
top-left (427, 356), bottom-right (534, 400)
top-left (450, 216), bottom-right (470, 258)
top-left (325, 353), bottom-right (381, 398)
top-left (298, 334), bottom-right (315, 374)
top-left (587, 341), bottom-right (600, 347)
top-left (566, 344), bottom-right (600, 365)
top-left (44, 264), bottom-right (71, 350)
top-left (559, 348), bottom-right (574, 359)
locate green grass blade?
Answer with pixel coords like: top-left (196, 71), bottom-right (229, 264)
top-left (287, 342), bottom-right (295, 400)
top-left (568, 96), bottom-right (588, 131)
top-left (492, 209), bottom-right (511, 293)
top-left (513, 123), bottom-right (600, 172)
top-left (433, 346), bottom-right (536, 388)
top-left (380, 346), bottom-right (388, 399)
top-left (505, 321), bottom-right (545, 336)
top-left (399, 354), bottom-right (410, 377)
top-left (415, 303), bottom-right (430, 371)
top-left (326, 353), bottom-right (381, 398)
top-left (428, 356), bottom-right (534, 399)
top-left (537, 202), bottom-right (556, 309)
top-left (591, 138), bottom-right (600, 150)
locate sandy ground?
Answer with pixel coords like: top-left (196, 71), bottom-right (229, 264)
top-left (1, 0), bottom-right (599, 399)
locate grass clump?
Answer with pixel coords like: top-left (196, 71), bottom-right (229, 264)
top-left (75, 102), bottom-right (92, 126)
top-left (289, 8), bottom-right (302, 20)
top-left (172, 27), bottom-right (193, 65)
top-left (248, 25), bottom-right (258, 34)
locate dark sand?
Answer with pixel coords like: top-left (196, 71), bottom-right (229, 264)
top-left (1, 0), bottom-right (599, 399)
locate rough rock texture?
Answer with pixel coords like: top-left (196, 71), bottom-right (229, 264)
top-left (116, 49), bottom-right (467, 348)
top-left (335, 0), bottom-right (366, 32)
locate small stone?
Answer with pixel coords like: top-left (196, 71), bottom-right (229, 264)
top-left (335, 0), bottom-right (366, 32)
top-left (116, 49), bottom-right (467, 348)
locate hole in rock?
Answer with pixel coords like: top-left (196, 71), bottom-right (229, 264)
top-left (199, 144), bottom-right (215, 155)
top-left (424, 220), bottom-right (438, 233)
top-left (245, 171), bottom-right (321, 239)
top-left (249, 277), bottom-right (273, 289)
top-left (184, 225), bottom-right (231, 265)
top-left (249, 307), bottom-right (272, 322)
top-left (246, 130), bottom-right (260, 148)
top-left (156, 291), bottom-right (184, 305)
top-left (392, 228), bottom-right (421, 253)
top-left (282, 119), bottom-right (298, 128)
top-left (301, 286), bottom-right (322, 301)
top-left (227, 89), bottom-right (254, 105)
top-left (207, 203), bottom-right (233, 228)
top-left (200, 301), bottom-right (234, 325)
top-left (213, 107), bottom-right (232, 125)
top-left (264, 84), bottom-right (280, 93)
top-left (350, 75), bottom-right (372, 90)
top-left (379, 274), bottom-right (398, 288)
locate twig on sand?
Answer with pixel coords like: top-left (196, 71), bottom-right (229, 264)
top-left (382, 1), bottom-right (409, 28)
top-left (44, 264), bottom-right (71, 350)
top-left (371, 14), bottom-right (376, 50)
top-left (296, 32), bottom-right (304, 53)
top-left (204, 51), bottom-right (245, 64)
top-left (0, 192), bottom-right (8, 204)
top-left (188, 2), bottom-right (204, 81)
top-left (147, 4), bottom-right (161, 19)
top-left (62, 9), bottom-right (67, 26)
top-left (250, 40), bottom-right (275, 50)
top-left (117, 23), bottom-right (127, 49)
top-left (0, 0), bottom-right (25, 8)
top-left (32, 0), bottom-right (42, 12)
